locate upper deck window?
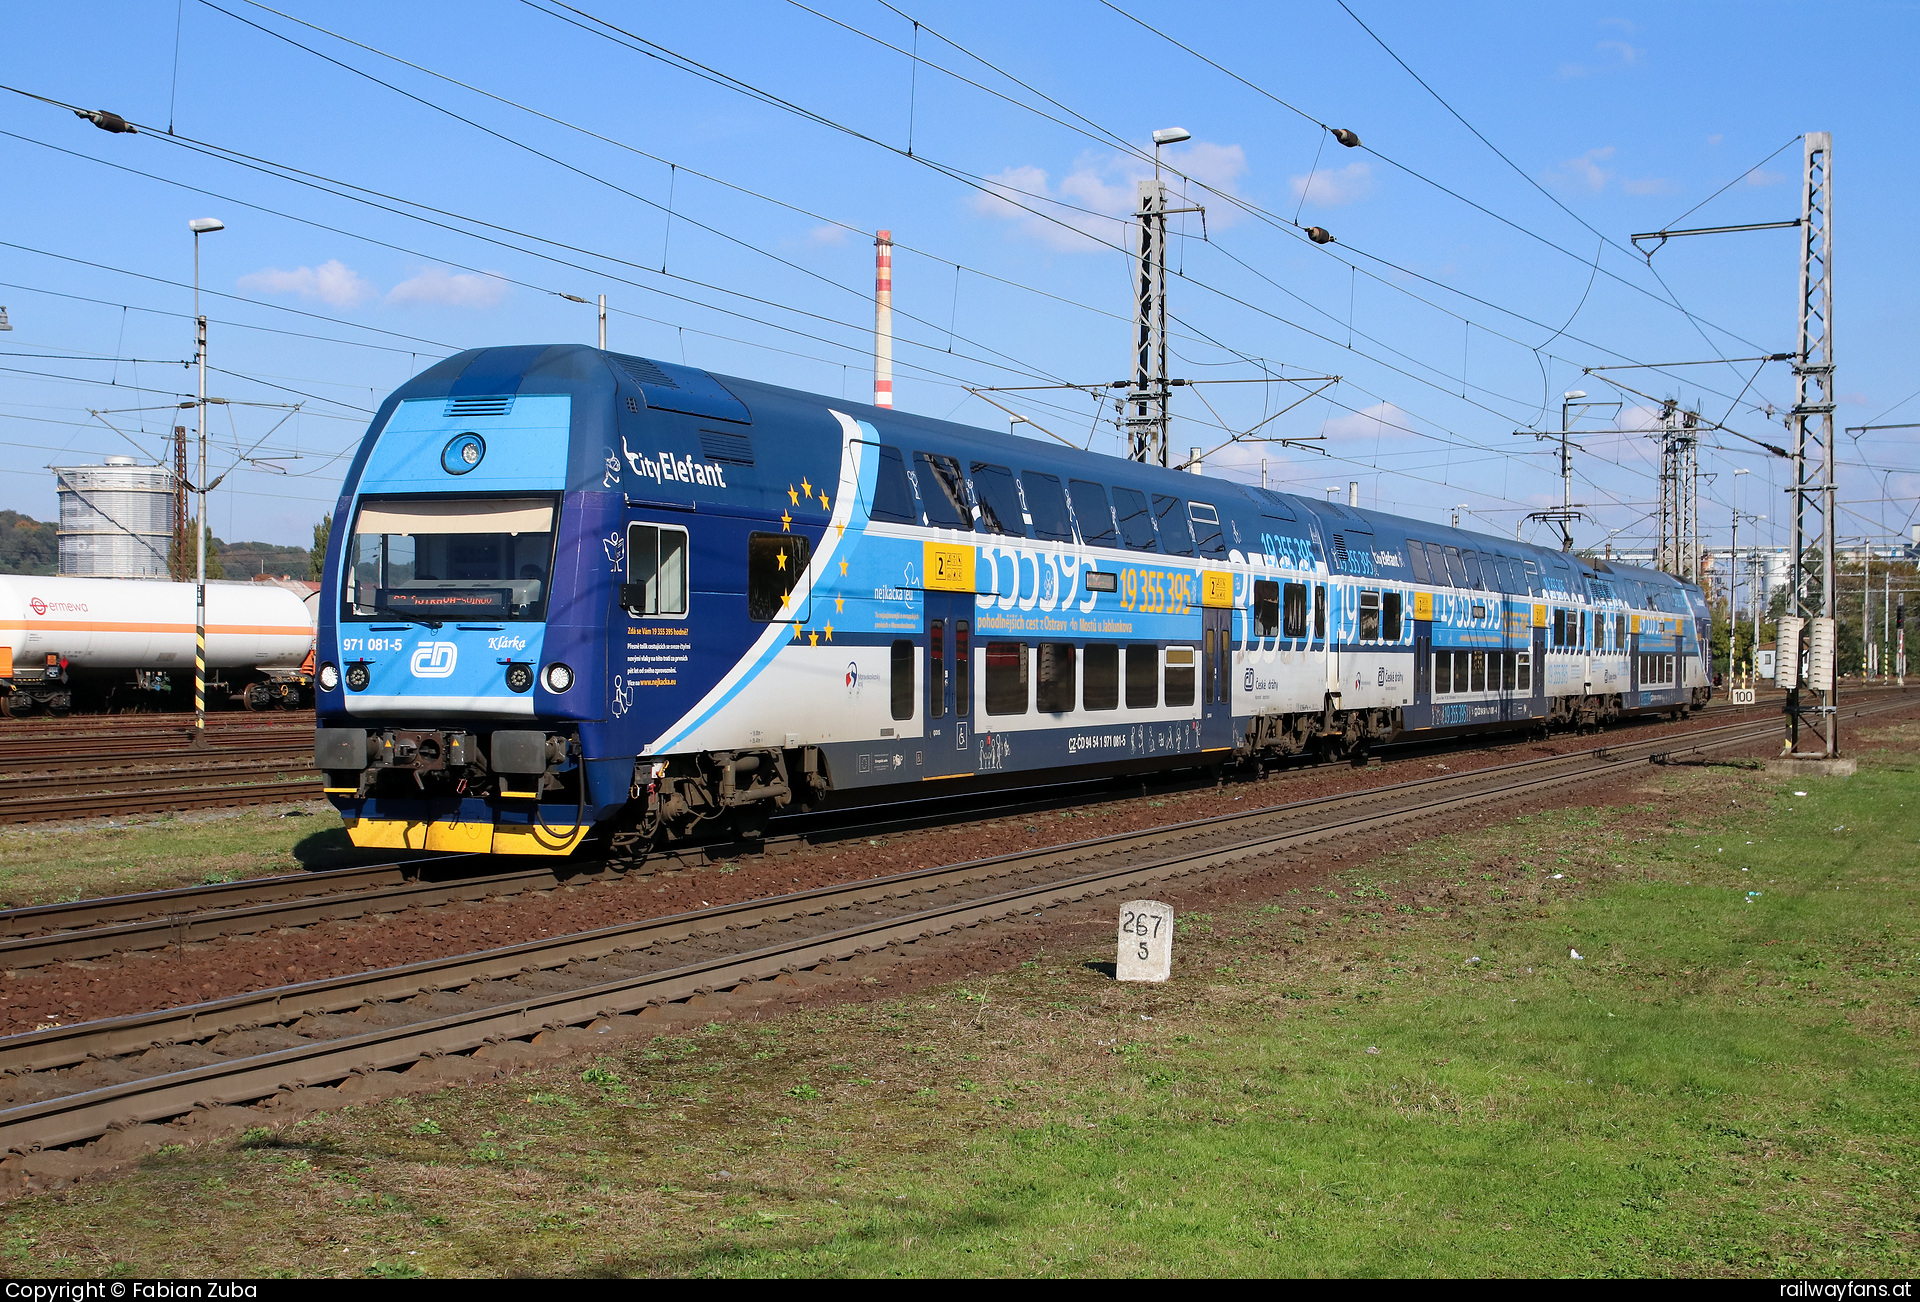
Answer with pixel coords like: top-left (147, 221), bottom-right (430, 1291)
top-left (1069, 480), bottom-right (1118, 546)
top-left (344, 496), bottom-right (557, 623)
top-left (1153, 496), bottom-right (1196, 556)
top-left (1022, 472), bottom-right (1074, 542)
top-left (970, 462), bottom-right (1025, 536)
top-left (869, 446), bottom-right (919, 525)
top-left (913, 452), bottom-right (970, 529)
top-left (1113, 488), bottom-right (1158, 552)
top-left (1189, 502), bottom-right (1226, 558)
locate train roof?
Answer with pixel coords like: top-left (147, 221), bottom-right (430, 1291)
top-left (346, 344), bottom-right (1704, 603)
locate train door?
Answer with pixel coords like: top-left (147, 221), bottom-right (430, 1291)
top-left (1316, 583), bottom-right (1335, 707)
top-left (1201, 605), bottom-right (1232, 751)
top-left (1413, 603), bottom-right (1432, 721)
top-left (1499, 595), bottom-right (1518, 722)
top-left (923, 591), bottom-right (974, 779)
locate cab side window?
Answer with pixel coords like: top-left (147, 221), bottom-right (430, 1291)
top-left (623, 523), bottom-right (689, 615)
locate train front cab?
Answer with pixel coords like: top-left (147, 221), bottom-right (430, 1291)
top-left (314, 351), bottom-right (618, 857)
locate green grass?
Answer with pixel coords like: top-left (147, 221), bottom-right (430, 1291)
top-left (0, 804), bottom-right (379, 907)
top-left (5, 722), bottom-right (1916, 1277)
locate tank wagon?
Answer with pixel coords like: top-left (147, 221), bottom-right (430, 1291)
top-left (312, 345), bottom-right (1711, 859)
top-left (0, 575), bottom-right (316, 715)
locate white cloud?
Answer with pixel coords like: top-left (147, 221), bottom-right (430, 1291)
top-left (971, 141), bottom-right (1248, 251)
top-left (1319, 401), bottom-right (1413, 442)
top-left (1622, 176), bottom-right (1677, 196)
top-left (1599, 16), bottom-right (1637, 32)
top-left (1290, 160), bottom-right (1373, 208)
top-left (1743, 167), bottom-right (1788, 187)
top-left (237, 259), bottom-right (373, 308)
top-left (1597, 39), bottom-right (1644, 65)
top-left (1615, 403), bottom-right (1665, 432)
top-left (386, 266), bottom-right (510, 309)
top-left (1554, 146), bottom-right (1616, 192)
top-left (806, 224), bottom-right (851, 247)
top-left (1708, 133), bottom-right (1724, 146)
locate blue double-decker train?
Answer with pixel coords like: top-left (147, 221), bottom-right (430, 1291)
top-left (313, 344), bottom-right (1711, 858)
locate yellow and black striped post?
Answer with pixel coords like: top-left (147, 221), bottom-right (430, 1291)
top-left (194, 579), bottom-right (207, 736)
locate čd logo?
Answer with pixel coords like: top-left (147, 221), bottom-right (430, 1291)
top-left (410, 642), bottom-right (458, 678)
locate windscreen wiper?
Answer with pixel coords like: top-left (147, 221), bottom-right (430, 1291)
top-left (358, 602), bottom-right (443, 631)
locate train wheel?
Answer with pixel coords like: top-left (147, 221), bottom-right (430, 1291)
top-left (244, 682), bottom-right (273, 711)
top-left (0, 694), bottom-right (26, 719)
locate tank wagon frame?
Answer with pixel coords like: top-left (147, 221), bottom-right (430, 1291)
top-left (313, 345), bottom-right (1713, 858)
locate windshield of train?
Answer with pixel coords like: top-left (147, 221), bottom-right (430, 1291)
top-left (342, 496), bottom-right (558, 623)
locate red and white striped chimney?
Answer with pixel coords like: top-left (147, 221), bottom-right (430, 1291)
top-left (873, 229), bottom-right (894, 409)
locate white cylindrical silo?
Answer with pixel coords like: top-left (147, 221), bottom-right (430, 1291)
top-left (54, 456), bottom-right (174, 578)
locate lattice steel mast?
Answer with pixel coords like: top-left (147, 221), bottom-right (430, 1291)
top-left (1785, 132), bottom-right (1837, 757)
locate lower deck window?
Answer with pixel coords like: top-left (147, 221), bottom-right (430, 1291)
top-left (985, 642), bottom-right (1028, 715)
top-left (1165, 646), bottom-right (1196, 707)
top-left (1084, 643), bottom-right (1119, 711)
top-left (747, 532), bottom-right (811, 622)
top-left (1435, 650), bottom-right (1532, 695)
top-left (1283, 583), bottom-right (1308, 639)
top-left (1125, 644), bottom-right (1158, 709)
top-left (1638, 653), bottom-right (1676, 686)
top-left (1036, 643), bottom-right (1076, 713)
top-left (1253, 581), bottom-right (1280, 639)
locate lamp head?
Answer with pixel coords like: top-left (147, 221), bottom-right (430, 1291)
top-left (188, 218), bottom-right (225, 234)
top-left (1563, 389), bottom-right (1587, 402)
top-left (1151, 127), bottom-right (1192, 147)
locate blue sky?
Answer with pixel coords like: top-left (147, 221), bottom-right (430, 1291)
top-left (3, 0), bottom-right (1914, 560)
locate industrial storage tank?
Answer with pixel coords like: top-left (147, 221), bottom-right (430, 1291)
top-left (0, 575), bottom-right (315, 714)
top-left (55, 456), bottom-right (173, 579)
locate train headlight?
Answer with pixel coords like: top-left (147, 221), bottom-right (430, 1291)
top-left (318, 662), bottom-right (340, 692)
top-left (542, 662), bottom-right (574, 693)
top-left (504, 661), bottom-right (534, 693)
top-left (441, 432), bottom-right (486, 475)
top-left (344, 661), bottom-right (370, 692)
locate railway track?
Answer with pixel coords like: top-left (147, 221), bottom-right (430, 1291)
top-left (0, 688), bottom-right (1893, 952)
top-left (3, 731), bottom-right (311, 769)
top-left (1, 695), bottom-right (1904, 1158)
top-left (0, 689), bottom-right (1831, 827)
top-left (0, 691), bottom-right (1857, 967)
top-left (0, 711), bottom-right (312, 741)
